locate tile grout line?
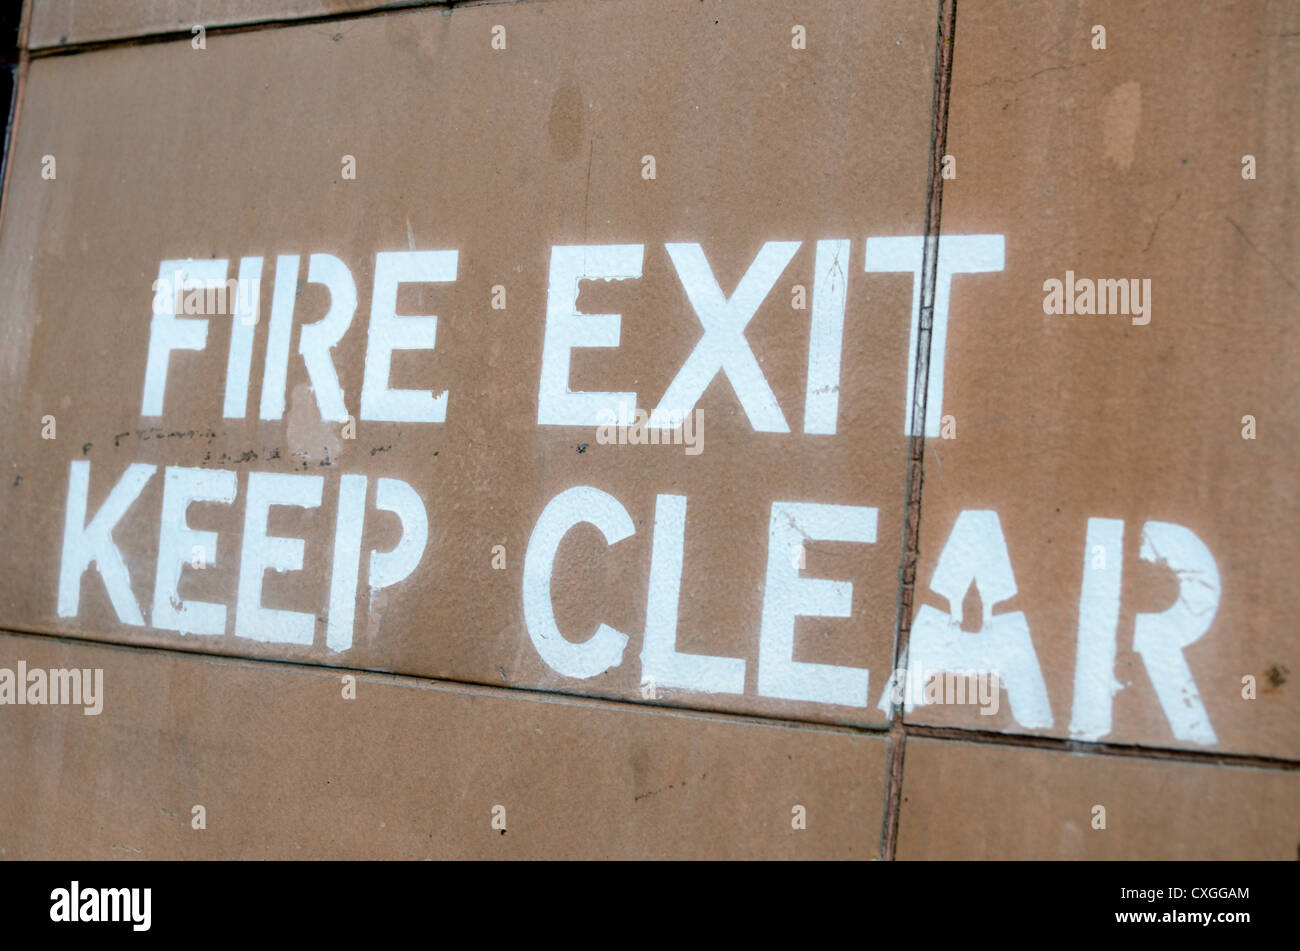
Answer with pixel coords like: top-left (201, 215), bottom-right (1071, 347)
top-left (880, 0), bottom-right (957, 862)
top-left (1, 624), bottom-right (1294, 771)
top-left (22, 0), bottom-right (548, 59)
top-left (0, 624), bottom-right (887, 739)
top-left (905, 724), bottom-right (1300, 773)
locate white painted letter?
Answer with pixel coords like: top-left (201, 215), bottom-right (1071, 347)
top-left (906, 510), bottom-right (1052, 728)
top-left (1133, 521), bottom-right (1219, 745)
top-left (153, 466), bottom-right (237, 636)
top-left (538, 244), bottom-right (643, 426)
top-left (259, 254), bottom-right (300, 420)
top-left (360, 250), bottom-right (458, 422)
top-left (369, 477), bottom-right (428, 590)
top-left (58, 462), bottom-right (155, 624)
top-left (803, 239), bottom-right (851, 435)
top-left (864, 235), bottom-right (1005, 437)
top-left (142, 259), bottom-right (226, 416)
top-left (523, 486), bottom-right (634, 678)
top-left (1068, 517), bottom-right (1125, 740)
top-left (298, 253), bottom-right (357, 421)
top-left (758, 501), bottom-right (875, 706)
top-left (235, 472), bottom-right (323, 644)
top-left (325, 473), bottom-right (367, 652)
top-left (653, 241), bottom-right (799, 432)
top-left (641, 494), bottom-right (746, 694)
top-left (223, 256), bottom-right (263, 418)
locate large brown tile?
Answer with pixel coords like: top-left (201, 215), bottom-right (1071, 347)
top-left (0, 631), bottom-right (889, 858)
top-left (0, 0), bottom-right (941, 726)
top-left (897, 736), bottom-right (1300, 859)
top-left (897, 0), bottom-right (1299, 757)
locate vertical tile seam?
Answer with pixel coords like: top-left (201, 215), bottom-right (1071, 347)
top-left (879, 0), bottom-right (957, 861)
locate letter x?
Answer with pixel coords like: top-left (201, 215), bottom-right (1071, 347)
top-left (651, 241), bottom-right (799, 432)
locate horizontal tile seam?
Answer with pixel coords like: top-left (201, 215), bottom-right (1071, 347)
top-left (904, 724), bottom-right (1300, 773)
top-left (0, 625), bottom-right (884, 739)
top-left (24, 0), bottom-right (551, 57)
top-left (0, 625), bottom-right (1294, 770)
